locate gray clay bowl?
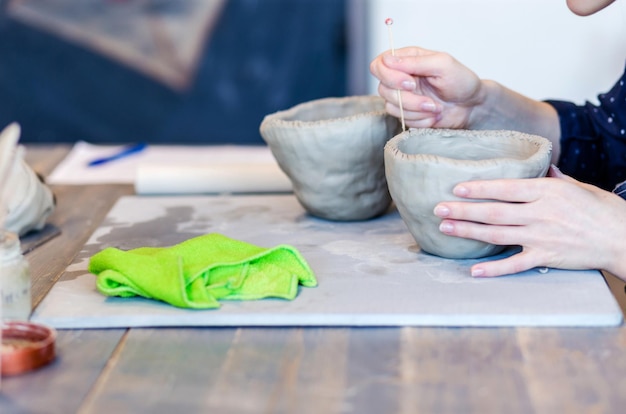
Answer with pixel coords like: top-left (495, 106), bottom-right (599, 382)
top-left (260, 95), bottom-right (400, 221)
top-left (384, 128), bottom-right (552, 259)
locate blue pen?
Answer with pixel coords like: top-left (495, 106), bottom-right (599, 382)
top-left (87, 142), bottom-right (147, 167)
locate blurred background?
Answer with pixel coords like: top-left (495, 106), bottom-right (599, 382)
top-left (0, 0), bottom-right (353, 145)
top-left (0, 0), bottom-right (623, 145)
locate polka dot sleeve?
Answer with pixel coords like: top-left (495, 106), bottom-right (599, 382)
top-left (545, 63), bottom-right (626, 192)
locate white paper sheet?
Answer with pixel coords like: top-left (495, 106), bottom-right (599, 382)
top-left (47, 141), bottom-right (291, 194)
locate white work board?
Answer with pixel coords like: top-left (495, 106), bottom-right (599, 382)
top-left (31, 195), bottom-right (623, 328)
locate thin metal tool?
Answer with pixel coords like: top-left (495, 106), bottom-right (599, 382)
top-left (385, 18), bottom-right (406, 132)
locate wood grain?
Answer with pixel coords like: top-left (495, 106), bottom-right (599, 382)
top-left (2, 145), bottom-right (625, 413)
top-left (27, 184), bottom-right (134, 308)
top-left (23, 144), bottom-right (71, 177)
top-left (74, 327), bottom-right (626, 413)
top-left (0, 329), bottom-right (126, 413)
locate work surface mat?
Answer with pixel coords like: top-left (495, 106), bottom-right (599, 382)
top-left (31, 195), bottom-right (624, 328)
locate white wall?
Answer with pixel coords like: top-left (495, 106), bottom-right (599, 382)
top-left (364, 0), bottom-right (626, 104)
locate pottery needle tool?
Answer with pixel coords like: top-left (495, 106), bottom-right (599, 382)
top-left (385, 18), bottom-right (406, 132)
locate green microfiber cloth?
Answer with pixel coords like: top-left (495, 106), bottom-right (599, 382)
top-left (88, 233), bottom-right (317, 309)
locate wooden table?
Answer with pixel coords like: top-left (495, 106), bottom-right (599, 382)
top-left (2, 145), bottom-right (626, 413)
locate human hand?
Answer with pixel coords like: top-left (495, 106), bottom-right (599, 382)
top-left (369, 46), bottom-right (485, 129)
top-left (432, 166), bottom-right (626, 281)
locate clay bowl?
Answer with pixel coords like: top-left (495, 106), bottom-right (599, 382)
top-left (384, 128), bottom-right (552, 259)
top-left (260, 96), bottom-right (400, 221)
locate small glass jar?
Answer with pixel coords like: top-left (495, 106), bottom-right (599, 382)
top-left (0, 231), bottom-right (31, 321)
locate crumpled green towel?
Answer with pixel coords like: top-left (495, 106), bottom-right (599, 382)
top-left (88, 233), bottom-right (317, 309)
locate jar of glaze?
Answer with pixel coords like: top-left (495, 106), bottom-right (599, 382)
top-left (0, 231), bottom-right (31, 321)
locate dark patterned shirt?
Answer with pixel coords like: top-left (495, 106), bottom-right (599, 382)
top-left (546, 63), bottom-right (626, 198)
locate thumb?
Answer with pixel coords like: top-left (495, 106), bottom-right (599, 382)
top-left (470, 249), bottom-right (540, 278)
top-left (548, 164), bottom-right (576, 182)
top-left (382, 50), bottom-right (443, 79)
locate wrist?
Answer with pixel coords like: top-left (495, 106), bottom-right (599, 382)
top-left (605, 255), bottom-right (626, 284)
top-left (600, 194), bottom-right (626, 282)
top-left (605, 232), bottom-right (626, 283)
top-left (467, 79), bottom-right (499, 129)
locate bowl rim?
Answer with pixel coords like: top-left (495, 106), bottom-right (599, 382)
top-left (384, 128), bottom-right (552, 167)
top-left (260, 95), bottom-right (390, 129)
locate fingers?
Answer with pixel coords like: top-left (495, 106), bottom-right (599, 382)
top-left (428, 175), bottom-right (617, 279)
top-left (469, 250), bottom-right (541, 278)
top-left (548, 164), bottom-right (565, 179)
top-left (378, 83), bottom-right (439, 111)
top-left (378, 83), bottom-right (442, 126)
top-left (438, 218), bottom-right (526, 246)
top-left (372, 47), bottom-right (470, 129)
top-left (384, 101), bottom-right (442, 128)
top-left (381, 47), bottom-right (452, 79)
top-left (370, 47), bottom-right (445, 91)
top-left (548, 164), bottom-right (577, 183)
top-left (433, 180), bottom-right (550, 226)
top-left (435, 200), bottom-right (534, 226)
top-left (370, 52), bottom-right (419, 91)
top-left (450, 179), bottom-right (544, 203)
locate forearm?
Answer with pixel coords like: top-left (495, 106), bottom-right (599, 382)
top-left (603, 204), bottom-right (626, 283)
top-left (469, 80), bottom-right (562, 163)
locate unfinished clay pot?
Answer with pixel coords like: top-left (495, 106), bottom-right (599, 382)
top-left (260, 96), bottom-right (400, 220)
top-left (0, 123), bottom-right (55, 236)
top-left (384, 128), bottom-right (552, 259)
